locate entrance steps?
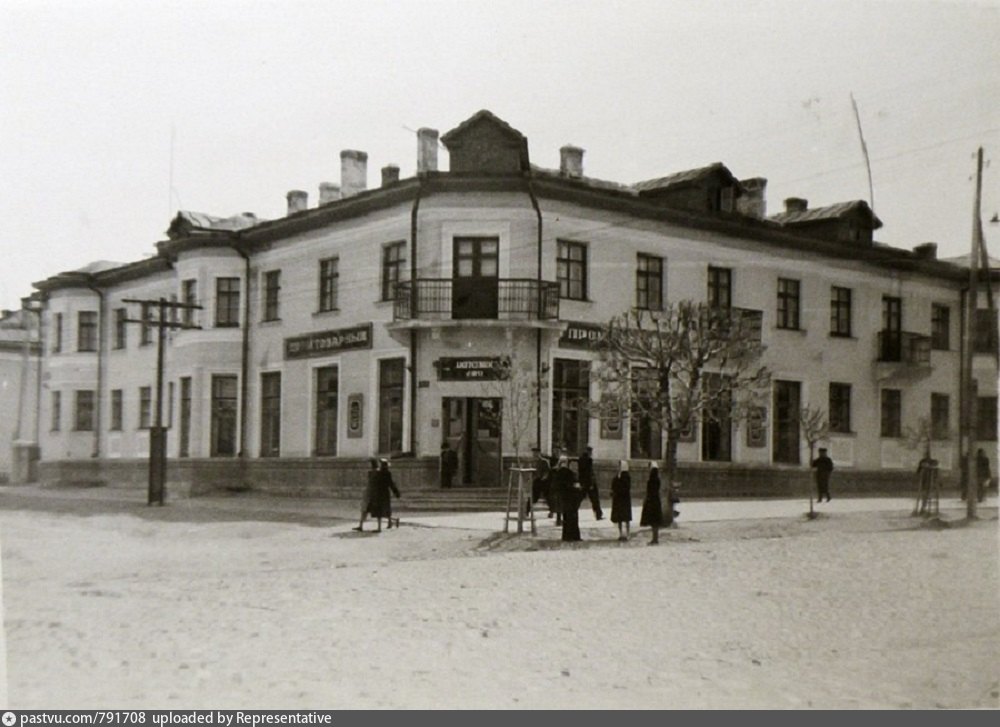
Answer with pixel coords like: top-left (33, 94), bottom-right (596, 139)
top-left (396, 487), bottom-right (508, 512)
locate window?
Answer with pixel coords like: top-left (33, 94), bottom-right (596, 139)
top-left (139, 386), bottom-right (152, 429)
top-left (636, 254), bottom-right (664, 311)
top-left (319, 257), bottom-right (339, 312)
top-left (110, 390), bottom-right (123, 431)
top-left (829, 383), bottom-right (852, 434)
top-left (557, 241), bottom-right (587, 300)
top-left (210, 375), bottom-right (238, 457)
top-left (931, 304), bottom-right (950, 350)
top-left (260, 372), bottom-right (281, 457)
top-left (263, 270), bottom-right (281, 322)
top-left (777, 278), bottom-right (800, 330)
top-left (830, 286), bottom-right (852, 337)
top-left (931, 393), bottom-right (950, 440)
top-left (51, 391), bottom-right (61, 431)
top-left (880, 389), bottom-right (902, 438)
top-left (140, 303), bottom-right (153, 345)
top-left (701, 373), bottom-right (733, 462)
top-left (216, 278), bottom-right (241, 327)
top-left (74, 390), bottom-right (94, 431)
top-left (182, 279), bottom-right (197, 326)
top-left (52, 313), bottom-right (63, 353)
top-left (381, 241), bottom-right (406, 301)
top-left (167, 381), bottom-right (174, 428)
top-left (76, 311), bottom-right (97, 352)
top-left (707, 266), bottom-right (732, 309)
top-left (114, 308), bottom-right (127, 349)
top-left (552, 359), bottom-right (590, 455)
top-left (314, 366), bottom-right (338, 456)
top-left (179, 377), bottom-right (192, 458)
top-left (973, 309), bottom-right (999, 354)
top-left (976, 396), bottom-right (997, 441)
top-left (629, 368), bottom-right (662, 459)
top-left (773, 380), bottom-right (802, 464)
top-left (378, 359), bottom-right (405, 454)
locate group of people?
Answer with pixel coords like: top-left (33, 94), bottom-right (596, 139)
top-left (531, 446), bottom-right (679, 545)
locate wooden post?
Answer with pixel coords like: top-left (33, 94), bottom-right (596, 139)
top-left (962, 148), bottom-right (983, 521)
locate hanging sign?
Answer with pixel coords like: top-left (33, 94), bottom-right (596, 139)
top-left (284, 323), bottom-right (373, 360)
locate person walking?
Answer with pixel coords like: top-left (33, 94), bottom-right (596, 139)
top-left (640, 461), bottom-right (663, 545)
top-left (368, 458), bottom-right (401, 532)
top-left (578, 446), bottom-right (603, 521)
top-left (610, 460), bottom-right (632, 541)
top-left (811, 447), bottom-right (834, 503)
top-left (976, 448), bottom-right (991, 504)
top-left (553, 455), bottom-right (583, 542)
top-left (353, 458), bottom-right (380, 532)
top-left (531, 446), bottom-right (552, 517)
top-left (440, 441), bottom-right (458, 489)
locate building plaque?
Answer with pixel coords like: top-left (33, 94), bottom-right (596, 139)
top-left (284, 323), bottom-right (373, 360)
top-left (437, 357), bottom-right (501, 381)
top-left (559, 321), bottom-right (605, 349)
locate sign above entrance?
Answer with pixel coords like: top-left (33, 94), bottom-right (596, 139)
top-left (284, 323), bottom-right (373, 360)
top-left (437, 357), bottom-right (502, 381)
top-left (560, 321), bottom-right (605, 349)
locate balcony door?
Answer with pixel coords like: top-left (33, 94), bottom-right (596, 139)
top-left (881, 296), bottom-right (902, 360)
top-left (453, 237), bottom-right (499, 319)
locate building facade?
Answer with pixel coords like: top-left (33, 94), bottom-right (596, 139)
top-left (28, 110), bottom-right (999, 497)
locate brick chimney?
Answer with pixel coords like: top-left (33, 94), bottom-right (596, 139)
top-left (784, 197), bottom-right (808, 213)
top-left (737, 177), bottom-right (767, 219)
top-left (319, 182), bottom-right (340, 205)
top-left (913, 242), bottom-right (938, 260)
top-left (340, 150), bottom-right (368, 198)
top-left (381, 165), bottom-right (400, 186)
top-left (417, 128), bottom-right (438, 173)
top-left (560, 145), bottom-right (584, 178)
top-left (286, 190), bottom-right (308, 215)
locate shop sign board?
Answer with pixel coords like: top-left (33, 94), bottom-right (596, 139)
top-left (559, 321), bottom-right (605, 349)
top-left (437, 357), bottom-right (502, 381)
top-left (284, 323), bottom-right (373, 360)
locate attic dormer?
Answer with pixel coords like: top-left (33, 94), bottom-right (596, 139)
top-left (770, 199), bottom-right (882, 246)
top-left (440, 110), bottom-right (530, 174)
top-left (633, 163), bottom-right (742, 215)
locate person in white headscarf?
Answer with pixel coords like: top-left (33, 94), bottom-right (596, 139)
top-left (610, 460), bottom-right (632, 541)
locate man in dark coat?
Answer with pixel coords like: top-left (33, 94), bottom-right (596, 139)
top-left (440, 442), bottom-right (458, 489)
top-left (369, 458), bottom-right (401, 532)
top-left (811, 447), bottom-right (834, 502)
top-left (577, 446), bottom-right (603, 520)
top-left (531, 447), bottom-right (551, 516)
top-left (553, 456), bottom-right (584, 542)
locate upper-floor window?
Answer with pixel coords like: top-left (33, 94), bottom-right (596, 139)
top-left (777, 278), bottom-right (801, 330)
top-left (830, 286), bottom-right (852, 337)
top-left (931, 304), bottom-right (950, 350)
top-left (319, 257), bottom-right (339, 312)
top-left (381, 241), bottom-right (407, 301)
top-left (77, 311), bottom-right (98, 352)
top-left (557, 240), bottom-right (587, 301)
top-left (182, 279), bottom-right (197, 327)
top-left (707, 266), bottom-right (732, 309)
top-left (262, 270), bottom-right (281, 322)
top-left (113, 308), bottom-right (127, 350)
top-left (635, 254), bottom-right (664, 311)
top-left (829, 382), bottom-right (852, 434)
top-left (709, 185), bottom-right (735, 213)
top-left (973, 309), bottom-right (998, 355)
top-left (52, 312), bottom-right (63, 353)
top-left (215, 277), bottom-right (241, 327)
top-left (140, 303), bottom-right (153, 345)
top-left (880, 388), bottom-right (902, 438)
top-left (74, 390), bottom-right (95, 431)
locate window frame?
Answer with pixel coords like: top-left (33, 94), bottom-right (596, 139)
top-left (262, 270), bottom-right (281, 322)
top-left (77, 311), bottom-right (98, 352)
top-left (777, 278), bottom-right (801, 330)
top-left (381, 241), bottom-right (407, 302)
top-left (930, 304), bottom-right (950, 350)
top-left (931, 393), bottom-right (950, 440)
top-left (976, 396), bottom-right (998, 442)
top-left (635, 253), bottom-right (664, 312)
top-left (210, 374), bottom-right (239, 457)
top-left (74, 390), bottom-right (95, 431)
top-left (707, 266), bottom-right (732, 309)
top-left (377, 358), bottom-right (406, 455)
top-left (556, 240), bottom-right (588, 301)
top-left (182, 279), bottom-right (197, 327)
top-left (830, 286), bottom-right (852, 337)
top-left (319, 257), bottom-right (340, 312)
top-left (880, 388), bottom-right (902, 438)
top-left (215, 277), bottom-right (241, 328)
top-left (828, 382), bottom-right (852, 434)
top-left (52, 312), bottom-right (63, 353)
top-left (113, 307), bottom-right (127, 350)
top-left (138, 386), bottom-right (152, 430)
top-left (260, 371), bottom-right (282, 457)
top-left (51, 391), bottom-right (61, 431)
top-left (110, 389), bottom-right (123, 431)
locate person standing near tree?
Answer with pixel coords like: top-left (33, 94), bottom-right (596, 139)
top-left (578, 446), bottom-right (603, 521)
top-left (554, 455), bottom-right (583, 542)
top-left (811, 447), bottom-right (834, 503)
top-left (640, 461), bottom-right (663, 545)
top-left (610, 460), bottom-right (632, 541)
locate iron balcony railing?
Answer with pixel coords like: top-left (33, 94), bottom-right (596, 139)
top-left (877, 330), bottom-right (931, 365)
top-left (393, 278), bottom-right (561, 322)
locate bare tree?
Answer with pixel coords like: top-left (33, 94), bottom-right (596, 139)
top-left (799, 404), bottom-right (830, 518)
top-left (596, 301), bottom-right (770, 523)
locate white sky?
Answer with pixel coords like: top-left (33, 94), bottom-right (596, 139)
top-left (1, 0), bottom-right (998, 311)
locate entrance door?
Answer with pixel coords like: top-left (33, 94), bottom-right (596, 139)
top-left (441, 397), bottom-right (502, 487)
top-left (773, 380), bottom-right (801, 464)
top-left (453, 237), bottom-right (499, 319)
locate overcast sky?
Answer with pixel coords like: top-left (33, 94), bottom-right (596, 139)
top-left (1, 0), bottom-right (998, 310)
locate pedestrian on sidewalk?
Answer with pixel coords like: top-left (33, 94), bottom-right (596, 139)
top-left (640, 461), bottom-right (663, 545)
top-left (610, 460), bottom-right (632, 541)
top-left (368, 458), bottom-right (401, 532)
top-left (549, 445), bottom-right (564, 525)
top-left (976, 448), bottom-right (991, 503)
top-left (578, 446), bottom-right (603, 521)
top-left (440, 441), bottom-right (458, 489)
top-left (811, 447), bottom-right (834, 503)
top-left (353, 458), bottom-right (380, 532)
top-left (531, 446), bottom-right (551, 517)
top-left (554, 455), bottom-right (583, 542)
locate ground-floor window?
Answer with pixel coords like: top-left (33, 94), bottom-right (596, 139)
top-left (110, 389), bottom-right (123, 431)
top-left (977, 396), bottom-right (997, 441)
top-left (179, 377), bottom-right (191, 457)
top-left (552, 358), bottom-right (590, 455)
top-left (701, 373), bottom-right (732, 462)
top-left (629, 369), bottom-right (661, 460)
top-left (773, 380), bottom-right (801, 464)
top-left (931, 393), bottom-right (949, 440)
top-left (260, 372), bottom-right (281, 457)
top-left (378, 358), bottom-right (405, 455)
top-left (210, 375), bottom-right (238, 457)
top-left (139, 386), bottom-right (152, 430)
top-left (74, 390), bottom-right (95, 431)
top-left (829, 382), bottom-right (852, 434)
top-left (315, 366), bottom-right (338, 456)
top-left (880, 388), bottom-right (902, 438)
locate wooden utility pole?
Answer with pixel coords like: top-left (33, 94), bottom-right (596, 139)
top-left (961, 148), bottom-right (984, 521)
top-left (123, 297), bottom-right (201, 505)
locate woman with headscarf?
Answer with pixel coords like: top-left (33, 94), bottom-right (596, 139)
top-left (640, 461), bottom-right (663, 545)
top-left (352, 458), bottom-right (380, 532)
top-left (610, 460), bottom-right (632, 541)
top-left (553, 455), bottom-right (583, 542)
top-left (368, 458), bottom-right (401, 532)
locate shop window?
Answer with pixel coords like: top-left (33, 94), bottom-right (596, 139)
top-left (260, 372), bottom-right (281, 457)
top-left (210, 375), bottom-right (238, 457)
top-left (551, 359), bottom-right (590, 455)
top-left (378, 359), bottom-right (405, 454)
top-left (314, 366), bottom-right (338, 456)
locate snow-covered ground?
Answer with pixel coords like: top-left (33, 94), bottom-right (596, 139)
top-left (0, 488), bottom-right (997, 709)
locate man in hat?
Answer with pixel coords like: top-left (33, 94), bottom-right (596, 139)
top-left (811, 447), bottom-right (834, 503)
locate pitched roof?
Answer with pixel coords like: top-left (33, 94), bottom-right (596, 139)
top-left (633, 163), bottom-right (738, 193)
top-left (166, 210), bottom-right (261, 239)
top-left (942, 252), bottom-right (1000, 269)
top-left (529, 165), bottom-right (636, 194)
top-left (770, 200), bottom-right (883, 229)
top-left (440, 109), bottom-right (527, 146)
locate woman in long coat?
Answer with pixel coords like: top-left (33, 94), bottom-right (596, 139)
top-left (640, 461), bottom-right (663, 545)
top-left (610, 460), bottom-right (632, 541)
top-left (368, 458), bottom-right (401, 532)
top-left (353, 458), bottom-right (380, 532)
top-left (553, 456), bottom-right (583, 542)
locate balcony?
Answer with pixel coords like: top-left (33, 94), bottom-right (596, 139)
top-left (876, 330), bottom-right (932, 381)
top-left (392, 278), bottom-right (561, 328)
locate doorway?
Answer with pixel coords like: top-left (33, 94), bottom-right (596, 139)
top-left (442, 397), bottom-right (502, 487)
top-left (773, 380), bottom-right (801, 464)
top-left (452, 237), bottom-right (499, 319)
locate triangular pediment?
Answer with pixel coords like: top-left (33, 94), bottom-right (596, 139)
top-left (441, 110), bottom-right (530, 173)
